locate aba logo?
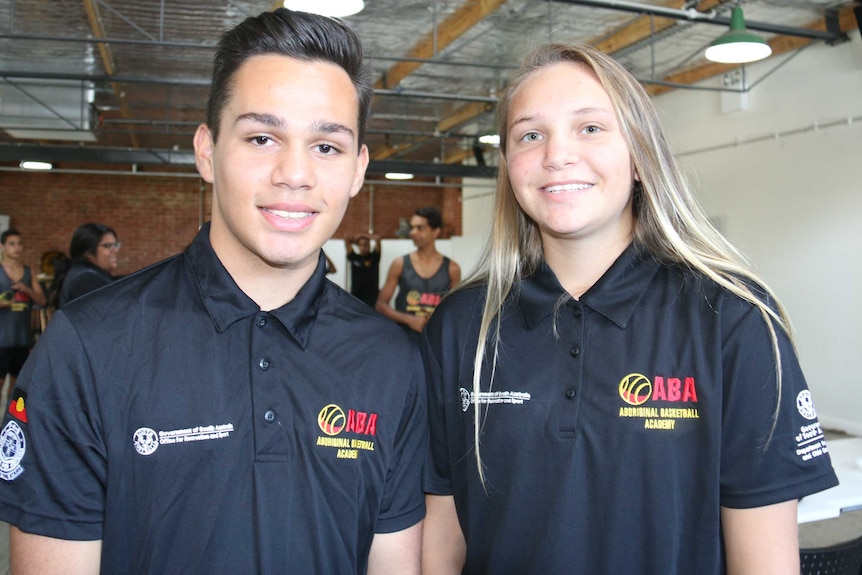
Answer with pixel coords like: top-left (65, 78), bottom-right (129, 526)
top-left (619, 373), bottom-right (699, 405)
top-left (318, 404), bottom-right (378, 436)
top-left (619, 373), bottom-right (652, 405)
top-left (405, 290), bottom-right (442, 308)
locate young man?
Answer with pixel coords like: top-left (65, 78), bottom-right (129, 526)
top-left (345, 232), bottom-right (381, 307)
top-left (376, 207), bottom-right (460, 339)
top-left (0, 230), bottom-right (46, 399)
top-left (0, 10), bottom-right (426, 575)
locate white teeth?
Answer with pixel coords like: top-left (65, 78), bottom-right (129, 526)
top-left (544, 183), bottom-right (593, 193)
top-left (266, 209), bottom-right (311, 219)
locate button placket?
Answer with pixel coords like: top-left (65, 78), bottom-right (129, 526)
top-left (558, 301), bottom-right (584, 435)
top-left (252, 312), bottom-right (287, 458)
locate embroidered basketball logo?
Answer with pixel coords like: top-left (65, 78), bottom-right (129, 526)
top-left (619, 373), bottom-right (652, 405)
top-left (318, 404), bottom-right (346, 436)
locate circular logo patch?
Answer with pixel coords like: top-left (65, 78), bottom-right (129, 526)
top-left (133, 427), bottom-right (159, 456)
top-left (796, 390), bottom-right (817, 420)
top-left (460, 388), bottom-right (471, 412)
top-left (619, 373), bottom-right (652, 406)
top-left (318, 404), bottom-right (346, 436)
top-left (0, 420), bottom-right (26, 480)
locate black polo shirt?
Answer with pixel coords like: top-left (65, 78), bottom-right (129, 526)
top-left (0, 224), bottom-right (427, 574)
top-left (422, 243), bottom-right (837, 575)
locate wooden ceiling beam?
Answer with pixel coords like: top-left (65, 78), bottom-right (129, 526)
top-left (425, 0), bottom-right (725, 163)
top-left (82, 0), bottom-right (138, 147)
top-left (375, 0), bottom-right (509, 90)
top-left (593, 0), bottom-right (724, 53)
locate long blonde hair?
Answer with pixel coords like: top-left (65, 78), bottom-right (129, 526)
top-left (465, 44), bottom-right (791, 485)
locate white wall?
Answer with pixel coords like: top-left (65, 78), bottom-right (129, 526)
top-left (457, 32), bottom-right (862, 434)
top-left (324, 237), bottom-right (462, 295)
top-left (655, 30), bottom-right (862, 434)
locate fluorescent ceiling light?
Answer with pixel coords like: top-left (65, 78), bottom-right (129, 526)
top-left (283, 0), bottom-right (365, 17)
top-left (385, 172), bottom-right (414, 180)
top-left (704, 7), bottom-right (772, 64)
top-left (19, 161), bottom-right (53, 170)
top-left (478, 134), bottom-right (500, 146)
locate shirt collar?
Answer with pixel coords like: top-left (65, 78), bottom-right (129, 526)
top-left (517, 242), bottom-right (660, 330)
top-left (185, 223), bottom-right (326, 349)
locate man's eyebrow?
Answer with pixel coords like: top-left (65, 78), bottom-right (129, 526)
top-left (311, 120), bottom-right (355, 139)
top-left (234, 114), bottom-right (355, 139)
top-left (235, 112), bottom-right (283, 129)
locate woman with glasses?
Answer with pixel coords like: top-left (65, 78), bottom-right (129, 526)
top-left (53, 222), bottom-right (120, 308)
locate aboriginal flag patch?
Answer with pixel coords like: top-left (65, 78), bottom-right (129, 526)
top-left (8, 389), bottom-right (27, 423)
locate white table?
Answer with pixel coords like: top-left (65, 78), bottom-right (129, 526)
top-left (798, 437), bottom-right (862, 523)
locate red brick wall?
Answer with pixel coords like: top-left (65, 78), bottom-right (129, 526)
top-left (0, 171), bottom-right (461, 277)
top-left (337, 180), bottom-right (462, 239)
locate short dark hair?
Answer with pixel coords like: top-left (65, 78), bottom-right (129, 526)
top-left (414, 207), bottom-right (442, 230)
top-left (70, 222), bottom-right (117, 260)
top-left (0, 229), bottom-right (20, 245)
top-left (206, 8), bottom-right (373, 147)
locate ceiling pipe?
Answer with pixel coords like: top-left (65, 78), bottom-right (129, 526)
top-left (550, 0), bottom-right (844, 42)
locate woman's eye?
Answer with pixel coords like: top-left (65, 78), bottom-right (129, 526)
top-left (520, 132), bottom-right (542, 143)
top-left (584, 125), bottom-right (602, 135)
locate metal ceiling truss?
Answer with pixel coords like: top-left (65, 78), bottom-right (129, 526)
top-left (0, 0), bottom-right (857, 173)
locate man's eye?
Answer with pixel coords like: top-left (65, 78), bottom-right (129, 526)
top-left (318, 143), bottom-right (340, 154)
top-left (251, 135), bottom-right (271, 145)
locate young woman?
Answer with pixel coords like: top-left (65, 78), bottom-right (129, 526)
top-left (421, 44), bottom-right (837, 575)
top-left (52, 222), bottom-right (119, 308)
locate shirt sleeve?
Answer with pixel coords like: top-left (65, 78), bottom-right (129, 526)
top-left (719, 296), bottom-right (838, 508)
top-left (420, 319), bottom-right (455, 496)
top-left (0, 310), bottom-right (107, 540)
top-left (374, 350), bottom-right (428, 533)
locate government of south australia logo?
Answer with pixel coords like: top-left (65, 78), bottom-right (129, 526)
top-left (796, 390), bottom-right (818, 420)
top-left (133, 427), bottom-right (159, 456)
top-left (619, 373), bottom-right (652, 405)
top-left (0, 420), bottom-right (26, 480)
top-left (318, 404), bottom-right (347, 435)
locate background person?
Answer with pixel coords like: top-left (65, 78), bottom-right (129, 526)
top-left (421, 43), bottom-right (837, 574)
top-left (0, 9), bottom-right (425, 575)
top-left (52, 222), bottom-right (119, 308)
top-left (376, 207), bottom-right (460, 339)
top-left (0, 230), bottom-right (45, 402)
top-left (345, 232), bottom-right (381, 307)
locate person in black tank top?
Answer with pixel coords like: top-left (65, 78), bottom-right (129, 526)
top-left (376, 207), bottom-right (461, 340)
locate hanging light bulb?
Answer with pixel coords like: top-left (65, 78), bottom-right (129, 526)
top-left (705, 7), bottom-right (772, 64)
top-left (282, 0), bottom-right (365, 18)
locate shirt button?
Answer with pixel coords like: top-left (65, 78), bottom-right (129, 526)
top-left (570, 346), bottom-right (581, 357)
top-left (574, 308), bottom-right (582, 318)
top-left (258, 317), bottom-right (267, 327)
top-left (259, 358), bottom-right (270, 370)
top-left (565, 388), bottom-right (576, 399)
top-left (264, 410), bottom-right (276, 423)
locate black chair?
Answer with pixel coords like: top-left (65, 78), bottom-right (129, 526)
top-left (800, 533), bottom-right (862, 575)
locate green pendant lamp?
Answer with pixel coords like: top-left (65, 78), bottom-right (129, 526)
top-left (704, 6), bottom-right (772, 64)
